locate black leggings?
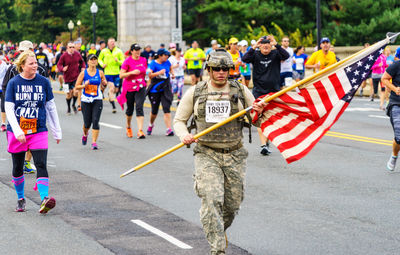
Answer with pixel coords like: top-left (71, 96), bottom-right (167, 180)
top-left (12, 150), bottom-right (48, 178)
top-left (81, 100), bottom-right (103, 130)
top-left (372, 78), bottom-right (384, 94)
top-left (126, 88), bottom-right (146, 117)
top-left (148, 92), bottom-right (171, 115)
top-left (0, 92), bottom-right (4, 112)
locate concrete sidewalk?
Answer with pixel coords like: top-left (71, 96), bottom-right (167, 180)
top-left (0, 181), bottom-right (113, 255)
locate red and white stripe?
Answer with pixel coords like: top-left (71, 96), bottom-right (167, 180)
top-left (258, 91), bottom-right (349, 163)
top-left (300, 69), bottom-right (351, 120)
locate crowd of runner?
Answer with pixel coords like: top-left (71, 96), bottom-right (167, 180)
top-left (0, 36), bottom-right (399, 222)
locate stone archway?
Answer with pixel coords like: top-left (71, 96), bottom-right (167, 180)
top-left (117, 0), bottom-right (182, 51)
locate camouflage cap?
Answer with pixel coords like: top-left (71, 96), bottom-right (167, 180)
top-left (206, 49), bottom-right (234, 69)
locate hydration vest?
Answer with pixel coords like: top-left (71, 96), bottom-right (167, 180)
top-left (188, 80), bottom-right (252, 145)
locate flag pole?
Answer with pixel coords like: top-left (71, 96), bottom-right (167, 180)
top-left (120, 35), bottom-right (397, 178)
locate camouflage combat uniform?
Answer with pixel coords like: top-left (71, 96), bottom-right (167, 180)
top-left (174, 49), bottom-right (259, 254)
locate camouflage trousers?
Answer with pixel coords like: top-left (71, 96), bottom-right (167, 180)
top-left (193, 144), bottom-right (248, 254)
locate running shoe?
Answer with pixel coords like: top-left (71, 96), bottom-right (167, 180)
top-left (147, 124), bottom-right (154, 135)
top-left (39, 197), bottom-right (56, 214)
top-left (72, 105), bottom-right (78, 114)
top-left (260, 144), bottom-right (271, 156)
top-left (67, 110), bottom-right (72, 115)
top-left (166, 128), bottom-right (174, 136)
top-left (91, 143), bottom-right (98, 150)
top-left (23, 161), bottom-right (36, 174)
top-left (112, 109), bottom-right (117, 114)
top-left (387, 155), bottom-right (397, 171)
top-left (137, 130), bottom-right (146, 139)
top-left (1, 124), bottom-right (6, 132)
top-left (15, 198), bottom-right (26, 212)
top-left (82, 135), bottom-right (88, 145)
top-left (126, 128), bottom-right (133, 138)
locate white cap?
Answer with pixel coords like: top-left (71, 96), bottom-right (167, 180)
top-left (211, 39), bottom-right (218, 45)
top-left (19, 40), bottom-right (34, 51)
top-left (250, 39), bottom-right (257, 46)
top-left (238, 40), bottom-right (248, 46)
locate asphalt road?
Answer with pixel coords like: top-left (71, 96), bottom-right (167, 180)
top-left (0, 83), bottom-right (399, 255)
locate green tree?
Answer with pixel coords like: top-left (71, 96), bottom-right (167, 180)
top-left (183, 0), bottom-right (319, 47)
top-left (324, 0), bottom-right (400, 45)
top-left (0, 0), bottom-right (19, 41)
top-left (13, 0), bottom-right (75, 43)
top-left (78, 0), bottom-right (117, 43)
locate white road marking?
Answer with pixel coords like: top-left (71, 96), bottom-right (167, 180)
top-left (131, 219), bottom-right (193, 249)
top-left (99, 122), bottom-right (123, 129)
top-left (368, 114), bottom-right (389, 119)
top-left (346, 107), bottom-right (382, 112)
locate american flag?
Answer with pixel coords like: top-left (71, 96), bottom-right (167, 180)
top-left (253, 39), bottom-right (388, 163)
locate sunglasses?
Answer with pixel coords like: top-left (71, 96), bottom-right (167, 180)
top-left (68, 46), bottom-right (75, 48)
top-left (89, 58), bottom-right (98, 61)
top-left (212, 67), bottom-right (229, 72)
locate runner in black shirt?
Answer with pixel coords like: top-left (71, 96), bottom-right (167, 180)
top-left (36, 46), bottom-right (50, 75)
top-left (242, 35), bottom-right (289, 156)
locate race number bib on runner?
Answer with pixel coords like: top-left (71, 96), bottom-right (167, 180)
top-left (85, 84), bottom-right (98, 96)
top-left (19, 116), bottom-right (37, 135)
top-left (205, 101), bottom-right (231, 123)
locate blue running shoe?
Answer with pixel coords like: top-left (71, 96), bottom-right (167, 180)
top-left (23, 161), bottom-right (36, 174)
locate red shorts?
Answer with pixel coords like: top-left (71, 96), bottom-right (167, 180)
top-left (7, 131), bottom-right (48, 154)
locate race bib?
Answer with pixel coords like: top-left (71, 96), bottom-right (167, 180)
top-left (205, 101), bottom-right (231, 123)
top-left (19, 117), bottom-right (37, 135)
top-left (295, 58), bottom-right (304, 70)
top-left (85, 84), bottom-right (98, 96)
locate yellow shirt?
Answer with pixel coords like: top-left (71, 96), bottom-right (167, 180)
top-left (228, 50), bottom-right (241, 76)
top-left (306, 50), bottom-right (337, 72)
top-left (184, 48), bottom-right (206, 69)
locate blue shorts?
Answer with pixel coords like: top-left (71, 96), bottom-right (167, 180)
top-left (105, 75), bottom-right (121, 87)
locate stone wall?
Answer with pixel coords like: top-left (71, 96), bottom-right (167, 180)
top-left (117, 0), bottom-right (182, 51)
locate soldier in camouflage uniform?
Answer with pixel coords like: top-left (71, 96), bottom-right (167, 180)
top-left (173, 49), bottom-right (264, 254)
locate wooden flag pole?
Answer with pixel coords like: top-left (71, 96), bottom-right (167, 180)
top-left (120, 35), bottom-right (394, 178)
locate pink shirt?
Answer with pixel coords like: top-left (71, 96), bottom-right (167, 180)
top-left (371, 54), bottom-right (388, 74)
top-left (121, 56), bottom-right (147, 92)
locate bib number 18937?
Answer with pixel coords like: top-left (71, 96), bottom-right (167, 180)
top-left (205, 101), bottom-right (230, 123)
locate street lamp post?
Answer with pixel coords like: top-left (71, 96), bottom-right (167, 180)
top-left (90, 2), bottom-right (98, 44)
top-left (68, 20), bottom-right (74, 41)
top-left (316, 0), bottom-right (321, 50)
top-left (77, 20), bottom-right (81, 38)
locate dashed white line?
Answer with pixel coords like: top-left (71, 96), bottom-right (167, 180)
top-left (346, 107), bottom-right (382, 112)
top-left (131, 219), bottom-right (193, 249)
top-left (368, 114), bottom-right (389, 119)
top-left (99, 122), bottom-right (123, 129)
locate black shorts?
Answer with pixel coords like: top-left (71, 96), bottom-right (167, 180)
top-left (187, 69), bottom-right (202, 78)
top-left (148, 92), bottom-right (172, 115)
top-left (243, 75), bottom-right (251, 81)
top-left (65, 80), bottom-right (76, 90)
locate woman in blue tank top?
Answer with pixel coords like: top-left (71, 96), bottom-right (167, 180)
top-left (75, 54), bottom-right (107, 150)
